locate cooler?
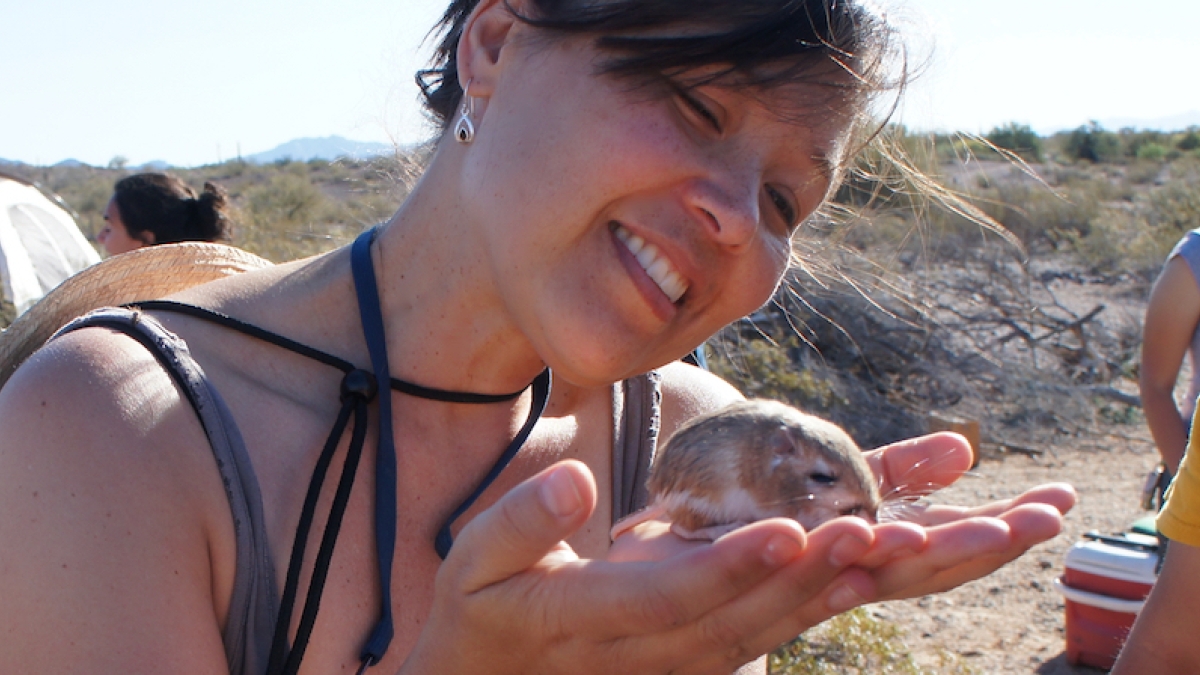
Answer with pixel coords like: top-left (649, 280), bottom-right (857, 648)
top-left (1055, 532), bottom-right (1159, 670)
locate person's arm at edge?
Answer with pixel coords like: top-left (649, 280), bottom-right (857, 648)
top-left (1140, 256), bottom-right (1200, 473)
top-left (1111, 539), bottom-right (1200, 674)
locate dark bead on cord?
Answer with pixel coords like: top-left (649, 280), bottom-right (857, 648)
top-left (341, 369), bottom-right (378, 403)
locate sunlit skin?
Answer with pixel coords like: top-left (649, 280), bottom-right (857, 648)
top-left (97, 198), bottom-right (153, 256)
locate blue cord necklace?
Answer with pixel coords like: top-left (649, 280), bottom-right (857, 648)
top-left (134, 226), bottom-right (551, 675)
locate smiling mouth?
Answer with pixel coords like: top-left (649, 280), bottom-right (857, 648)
top-left (612, 223), bottom-right (689, 304)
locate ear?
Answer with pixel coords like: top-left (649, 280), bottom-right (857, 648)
top-left (768, 426), bottom-right (797, 457)
top-left (456, 0), bottom-right (526, 97)
top-left (138, 230), bottom-right (157, 246)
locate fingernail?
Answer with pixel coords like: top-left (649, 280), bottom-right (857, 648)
top-left (829, 534), bottom-right (870, 566)
top-left (763, 534), bottom-right (803, 566)
top-left (539, 467), bottom-right (582, 518)
top-left (828, 584), bottom-right (865, 612)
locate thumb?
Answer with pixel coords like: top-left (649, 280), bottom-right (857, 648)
top-left (447, 460), bottom-right (597, 591)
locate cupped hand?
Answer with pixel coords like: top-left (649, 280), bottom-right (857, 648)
top-left (406, 433), bottom-right (1075, 675)
top-left (404, 461), bottom-right (914, 675)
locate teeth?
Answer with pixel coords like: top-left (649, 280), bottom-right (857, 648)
top-left (613, 224), bottom-right (689, 303)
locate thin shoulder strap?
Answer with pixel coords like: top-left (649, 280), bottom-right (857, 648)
top-left (55, 309), bottom-right (277, 675)
top-left (611, 370), bottom-right (662, 523)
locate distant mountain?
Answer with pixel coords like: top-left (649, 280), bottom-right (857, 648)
top-left (137, 160), bottom-right (171, 171)
top-left (1096, 111), bottom-right (1200, 133)
top-left (53, 159), bottom-right (86, 168)
top-left (245, 135), bottom-right (393, 164)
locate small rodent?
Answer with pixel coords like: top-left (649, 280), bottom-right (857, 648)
top-left (611, 399), bottom-right (881, 541)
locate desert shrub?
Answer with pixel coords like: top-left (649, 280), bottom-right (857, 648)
top-left (44, 169), bottom-right (116, 238)
top-left (1117, 128), bottom-right (1178, 160)
top-left (1136, 143), bottom-right (1168, 161)
top-left (244, 173), bottom-right (325, 228)
top-left (237, 172), bottom-right (344, 260)
top-left (770, 608), bottom-right (973, 675)
top-left (1064, 206), bottom-right (1170, 275)
top-left (1066, 122), bottom-right (1121, 163)
top-left (986, 122), bottom-right (1043, 163)
top-left (1066, 161), bottom-right (1200, 275)
top-left (708, 333), bottom-right (848, 413)
top-left (0, 297), bottom-right (15, 329)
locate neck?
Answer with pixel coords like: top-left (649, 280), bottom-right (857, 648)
top-left (366, 156), bottom-right (546, 396)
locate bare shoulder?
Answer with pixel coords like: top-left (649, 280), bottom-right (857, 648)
top-left (657, 360), bottom-right (745, 439)
top-left (1148, 255), bottom-right (1200, 317)
top-left (0, 327), bottom-right (235, 673)
top-left (1144, 257), bottom-right (1200, 359)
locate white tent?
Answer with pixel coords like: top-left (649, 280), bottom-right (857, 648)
top-left (0, 173), bottom-right (100, 314)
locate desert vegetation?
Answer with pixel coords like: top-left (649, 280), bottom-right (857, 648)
top-left (4, 119), bottom-right (1198, 672)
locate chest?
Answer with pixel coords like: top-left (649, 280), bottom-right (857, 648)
top-left (205, 360), bottom-right (620, 672)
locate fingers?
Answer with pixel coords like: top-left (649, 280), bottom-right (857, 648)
top-left (968, 482), bottom-right (1078, 518)
top-left (867, 432), bottom-right (973, 497)
top-left (657, 516), bottom-right (930, 674)
top-left (623, 518), bottom-right (877, 673)
top-left (447, 460), bottom-right (598, 593)
top-left (872, 501), bottom-right (1067, 601)
top-left (917, 482), bottom-right (1077, 526)
top-left (594, 519), bottom-right (812, 637)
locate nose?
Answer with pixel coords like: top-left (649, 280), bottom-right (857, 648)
top-left (682, 166), bottom-right (761, 248)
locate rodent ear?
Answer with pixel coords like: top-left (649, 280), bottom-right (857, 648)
top-left (767, 426), bottom-right (796, 457)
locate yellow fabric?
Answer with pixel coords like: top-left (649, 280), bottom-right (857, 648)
top-left (1159, 405), bottom-right (1200, 546)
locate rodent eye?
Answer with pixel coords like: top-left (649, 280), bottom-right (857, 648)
top-left (808, 472), bottom-right (837, 485)
top-left (840, 506), bottom-right (862, 517)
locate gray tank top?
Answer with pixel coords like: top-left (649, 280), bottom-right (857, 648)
top-left (1168, 229), bottom-right (1200, 422)
top-left (55, 307), bottom-right (662, 675)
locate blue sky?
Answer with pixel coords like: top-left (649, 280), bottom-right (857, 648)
top-left (4, 1), bottom-right (1198, 167)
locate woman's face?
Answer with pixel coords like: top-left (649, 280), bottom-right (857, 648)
top-left (462, 32), bottom-right (848, 386)
top-left (98, 198), bottom-right (148, 256)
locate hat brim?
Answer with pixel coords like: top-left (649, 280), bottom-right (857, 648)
top-left (0, 242), bottom-right (273, 389)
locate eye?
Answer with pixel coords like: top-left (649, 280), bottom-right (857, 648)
top-left (674, 86), bottom-right (723, 134)
top-left (808, 472), bottom-right (837, 485)
top-left (766, 185), bottom-right (799, 230)
top-left (840, 506), bottom-right (862, 517)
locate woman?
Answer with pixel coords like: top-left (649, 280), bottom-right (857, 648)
top-left (98, 172), bottom-right (233, 256)
top-left (1141, 231), bottom-right (1200, 477)
top-left (0, 1), bottom-right (1074, 674)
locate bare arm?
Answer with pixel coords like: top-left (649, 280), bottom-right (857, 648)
top-left (1111, 539), bottom-right (1200, 674)
top-left (0, 330), bottom-right (235, 673)
top-left (657, 360), bottom-right (746, 437)
top-left (1140, 256), bottom-right (1200, 473)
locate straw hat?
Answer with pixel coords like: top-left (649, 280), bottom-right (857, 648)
top-left (0, 241), bottom-right (272, 389)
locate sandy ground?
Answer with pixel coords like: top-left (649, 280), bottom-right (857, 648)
top-left (870, 433), bottom-right (1161, 674)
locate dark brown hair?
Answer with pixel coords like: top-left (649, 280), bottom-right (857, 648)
top-left (419, 0), bottom-right (902, 136)
top-left (112, 173), bottom-right (232, 244)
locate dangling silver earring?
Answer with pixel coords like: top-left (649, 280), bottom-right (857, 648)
top-left (454, 80), bottom-right (476, 144)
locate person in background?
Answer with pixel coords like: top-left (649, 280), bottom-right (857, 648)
top-left (1111, 406), bottom-right (1200, 673)
top-left (1139, 230), bottom-right (1200, 478)
top-left (97, 172), bottom-right (233, 256)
